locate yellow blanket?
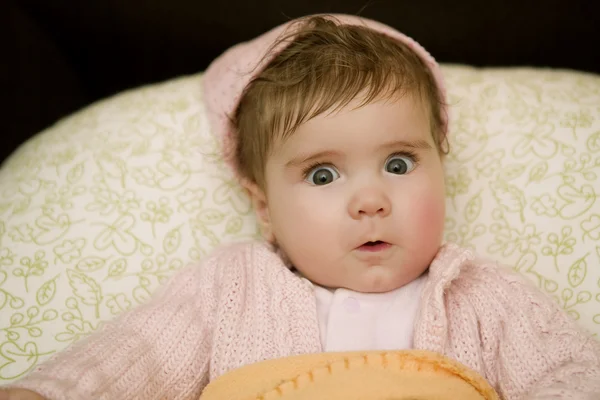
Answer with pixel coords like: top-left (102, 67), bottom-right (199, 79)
top-left (201, 350), bottom-right (499, 400)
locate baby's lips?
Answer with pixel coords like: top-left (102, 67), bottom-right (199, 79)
top-left (362, 240), bottom-right (385, 246)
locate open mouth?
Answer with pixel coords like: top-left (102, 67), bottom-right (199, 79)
top-left (358, 240), bottom-right (391, 252)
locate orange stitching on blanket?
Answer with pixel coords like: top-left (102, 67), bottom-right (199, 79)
top-left (381, 352), bottom-right (389, 367)
top-left (254, 351), bottom-right (498, 399)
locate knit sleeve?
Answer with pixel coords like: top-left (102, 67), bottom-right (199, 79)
top-left (5, 252), bottom-right (223, 400)
top-left (467, 261), bottom-right (600, 400)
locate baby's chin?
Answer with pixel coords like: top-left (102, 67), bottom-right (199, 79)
top-left (319, 271), bottom-right (418, 293)
top-left (345, 278), bottom-right (409, 293)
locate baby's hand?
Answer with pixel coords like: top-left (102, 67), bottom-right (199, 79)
top-left (0, 389), bottom-right (46, 400)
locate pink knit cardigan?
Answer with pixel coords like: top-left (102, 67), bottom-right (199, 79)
top-left (8, 242), bottom-right (600, 399)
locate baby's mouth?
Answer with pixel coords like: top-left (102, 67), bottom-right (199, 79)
top-left (358, 240), bottom-right (391, 252)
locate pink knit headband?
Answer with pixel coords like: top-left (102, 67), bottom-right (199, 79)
top-left (202, 14), bottom-right (448, 175)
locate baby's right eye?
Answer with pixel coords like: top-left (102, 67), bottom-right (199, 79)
top-left (305, 165), bottom-right (340, 186)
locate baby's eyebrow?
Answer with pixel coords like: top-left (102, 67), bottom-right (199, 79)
top-left (285, 150), bottom-right (340, 168)
top-left (378, 139), bottom-right (432, 150)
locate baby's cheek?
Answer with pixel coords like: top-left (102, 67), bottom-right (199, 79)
top-left (414, 193), bottom-right (446, 244)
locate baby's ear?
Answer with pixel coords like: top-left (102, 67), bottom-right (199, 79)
top-left (242, 180), bottom-right (275, 243)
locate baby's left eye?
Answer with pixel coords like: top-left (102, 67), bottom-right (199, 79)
top-left (385, 155), bottom-right (416, 175)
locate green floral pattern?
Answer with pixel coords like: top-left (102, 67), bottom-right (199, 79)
top-left (0, 66), bottom-right (599, 383)
top-left (443, 66), bottom-right (600, 331)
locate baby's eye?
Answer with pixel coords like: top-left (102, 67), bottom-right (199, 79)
top-left (385, 154), bottom-right (416, 175)
top-left (305, 165), bottom-right (340, 185)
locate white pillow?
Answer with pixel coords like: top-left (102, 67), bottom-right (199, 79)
top-left (0, 66), bottom-right (598, 384)
top-left (443, 66), bottom-right (600, 325)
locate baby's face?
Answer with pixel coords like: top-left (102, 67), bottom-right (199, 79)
top-left (254, 95), bottom-right (446, 293)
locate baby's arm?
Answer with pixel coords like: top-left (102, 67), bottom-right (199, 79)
top-left (1, 253), bottom-right (221, 400)
top-left (509, 288), bottom-right (600, 399)
top-left (474, 263), bottom-right (600, 399)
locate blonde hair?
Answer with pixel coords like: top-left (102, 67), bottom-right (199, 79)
top-left (232, 16), bottom-right (447, 188)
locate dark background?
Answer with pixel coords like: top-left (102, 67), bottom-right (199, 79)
top-left (3, 0), bottom-right (599, 165)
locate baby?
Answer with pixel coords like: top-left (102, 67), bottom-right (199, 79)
top-left (2, 14), bottom-right (600, 400)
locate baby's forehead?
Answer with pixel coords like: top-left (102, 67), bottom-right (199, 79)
top-left (275, 95), bottom-right (434, 154)
top-left (299, 92), bottom-right (430, 127)
top-left (283, 89), bottom-right (431, 133)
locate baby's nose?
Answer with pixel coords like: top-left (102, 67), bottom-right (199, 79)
top-left (348, 186), bottom-right (392, 219)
